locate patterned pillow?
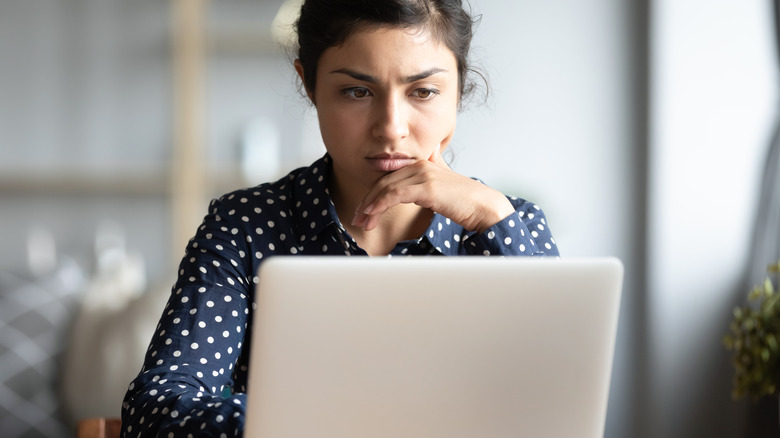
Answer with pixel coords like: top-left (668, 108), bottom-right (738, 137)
top-left (0, 259), bottom-right (85, 438)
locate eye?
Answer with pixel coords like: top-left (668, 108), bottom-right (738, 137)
top-left (412, 88), bottom-right (439, 100)
top-left (342, 87), bottom-right (372, 100)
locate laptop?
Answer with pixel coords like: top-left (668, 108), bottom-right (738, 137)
top-left (245, 256), bottom-right (623, 438)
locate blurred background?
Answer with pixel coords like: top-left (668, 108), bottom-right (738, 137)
top-left (0, 0), bottom-right (777, 437)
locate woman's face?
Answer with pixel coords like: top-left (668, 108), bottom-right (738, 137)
top-left (301, 26), bottom-right (459, 193)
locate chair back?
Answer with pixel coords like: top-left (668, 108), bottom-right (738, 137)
top-left (76, 418), bottom-right (121, 438)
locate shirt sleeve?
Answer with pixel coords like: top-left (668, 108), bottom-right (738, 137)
top-left (461, 197), bottom-right (559, 257)
top-left (121, 197), bottom-right (256, 437)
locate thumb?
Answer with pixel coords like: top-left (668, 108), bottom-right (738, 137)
top-left (428, 145), bottom-right (449, 168)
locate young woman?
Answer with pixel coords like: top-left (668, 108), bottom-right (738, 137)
top-left (121, 0), bottom-right (559, 435)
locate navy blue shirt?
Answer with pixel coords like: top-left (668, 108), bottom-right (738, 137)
top-left (121, 154), bottom-right (559, 437)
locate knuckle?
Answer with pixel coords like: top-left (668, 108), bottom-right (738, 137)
top-left (384, 182), bottom-right (403, 196)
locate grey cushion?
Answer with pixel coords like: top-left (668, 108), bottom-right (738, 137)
top-left (0, 259), bottom-right (85, 438)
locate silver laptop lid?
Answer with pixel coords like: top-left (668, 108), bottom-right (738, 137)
top-left (245, 257), bottom-right (623, 438)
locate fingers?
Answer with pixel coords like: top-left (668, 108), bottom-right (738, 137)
top-left (352, 166), bottom-right (431, 230)
top-left (350, 147), bottom-right (468, 232)
top-left (351, 157), bottom-right (516, 234)
top-left (358, 146), bottom-right (444, 221)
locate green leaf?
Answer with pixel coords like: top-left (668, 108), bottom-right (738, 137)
top-left (724, 260), bottom-right (780, 400)
top-left (768, 334), bottom-right (778, 352)
top-left (764, 278), bottom-right (774, 296)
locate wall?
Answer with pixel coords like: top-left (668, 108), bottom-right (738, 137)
top-left (648, 0), bottom-right (777, 436)
top-left (0, 0), bottom-right (173, 281)
top-left (3, 0), bottom-right (776, 436)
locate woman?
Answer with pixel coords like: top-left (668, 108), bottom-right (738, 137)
top-left (121, 0), bottom-right (559, 436)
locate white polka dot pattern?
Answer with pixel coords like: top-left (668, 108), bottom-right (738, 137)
top-left (121, 154), bottom-right (559, 436)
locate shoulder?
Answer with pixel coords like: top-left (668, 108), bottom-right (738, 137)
top-left (201, 156), bottom-right (333, 250)
top-left (215, 155), bottom-right (330, 211)
top-left (212, 160), bottom-right (321, 216)
top-left (216, 176), bottom-right (295, 211)
top-left (506, 195), bottom-right (546, 216)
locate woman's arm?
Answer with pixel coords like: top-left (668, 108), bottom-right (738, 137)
top-left (459, 196), bottom-right (559, 256)
top-left (121, 197), bottom-right (257, 437)
top-left (352, 149), bottom-right (559, 256)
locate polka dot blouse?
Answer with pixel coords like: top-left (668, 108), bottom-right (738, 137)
top-left (121, 154), bottom-right (559, 437)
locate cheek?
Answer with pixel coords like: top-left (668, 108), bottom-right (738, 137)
top-left (417, 106), bottom-right (457, 142)
top-left (317, 107), bottom-right (363, 148)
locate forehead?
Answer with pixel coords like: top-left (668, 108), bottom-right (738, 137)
top-left (317, 26), bottom-right (458, 77)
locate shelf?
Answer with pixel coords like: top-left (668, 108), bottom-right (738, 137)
top-left (0, 166), bottom-right (247, 197)
top-left (0, 170), bottom-right (167, 196)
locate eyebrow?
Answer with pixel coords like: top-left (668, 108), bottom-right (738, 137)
top-left (329, 67), bottom-right (448, 84)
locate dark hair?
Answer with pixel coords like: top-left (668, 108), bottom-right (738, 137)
top-left (295, 0), bottom-right (481, 103)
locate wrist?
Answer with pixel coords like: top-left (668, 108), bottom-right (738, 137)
top-left (474, 197), bottom-right (514, 234)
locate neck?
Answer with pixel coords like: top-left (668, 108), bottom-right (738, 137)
top-left (348, 204), bottom-right (433, 255)
top-left (329, 172), bottom-right (432, 256)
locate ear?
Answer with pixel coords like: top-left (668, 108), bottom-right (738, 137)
top-left (294, 59), bottom-right (315, 104)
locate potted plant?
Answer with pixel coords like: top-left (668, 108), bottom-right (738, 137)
top-left (724, 260), bottom-right (780, 400)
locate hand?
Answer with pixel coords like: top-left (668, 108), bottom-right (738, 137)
top-left (351, 148), bottom-right (515, 233)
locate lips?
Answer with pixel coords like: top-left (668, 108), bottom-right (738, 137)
top-left (366, 153), bottom-right (416, 172)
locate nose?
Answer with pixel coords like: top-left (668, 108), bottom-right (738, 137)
top-left (371, 94), bottom-right (409, 142)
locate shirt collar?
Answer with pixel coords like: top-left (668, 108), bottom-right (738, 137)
top-left (421, 213), bottom-right (470, 256)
